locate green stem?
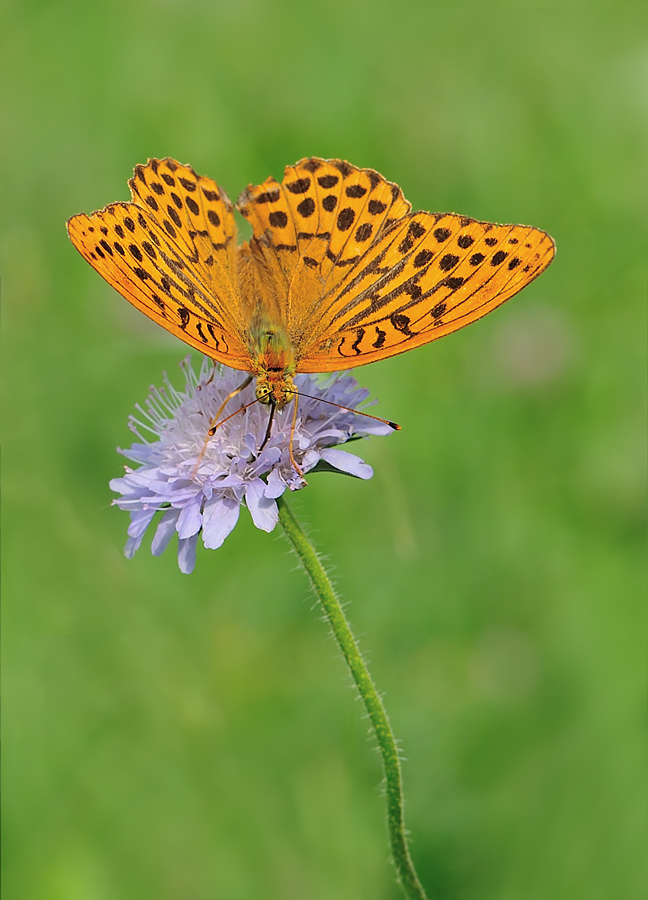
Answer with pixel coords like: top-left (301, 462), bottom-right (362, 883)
top-left (277, 494), bottom-right (429, 900)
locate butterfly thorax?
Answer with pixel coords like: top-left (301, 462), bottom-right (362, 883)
top-left (248, 316), bottom-right (296, 409)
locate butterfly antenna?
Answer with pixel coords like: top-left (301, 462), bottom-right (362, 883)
top-left (293, 390), bottom-right (401, 431)
top-left (207, 396), bottom-right (261, 436)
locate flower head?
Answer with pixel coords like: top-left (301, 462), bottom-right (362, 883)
top-left (110, 357), bottom-right (393, 573)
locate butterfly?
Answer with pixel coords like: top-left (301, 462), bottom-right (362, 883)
top-left (67, 157), bottom-right (555, 412)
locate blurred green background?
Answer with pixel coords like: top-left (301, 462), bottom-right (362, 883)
top-left (3, 2), bottom-right (645, 898)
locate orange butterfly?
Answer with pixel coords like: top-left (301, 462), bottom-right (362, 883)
top-left (67, 157), bottom-right (555, 410)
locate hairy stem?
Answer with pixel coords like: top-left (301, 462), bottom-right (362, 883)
top-left (277, 494), bottom-right (428, 900)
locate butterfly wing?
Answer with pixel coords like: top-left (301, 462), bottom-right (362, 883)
top-left (237, 157), bottom-right (554, 372)
top-left (299, 212), bottom-right (555, 371)
top-left (67, 158), bottom-right (251, 370)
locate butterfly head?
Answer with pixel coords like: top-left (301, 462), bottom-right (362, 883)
top-left (255, 372), bottom-right (296, 409)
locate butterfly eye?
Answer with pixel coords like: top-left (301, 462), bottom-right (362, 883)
top-left (255, 382), bottom-right (272, 404)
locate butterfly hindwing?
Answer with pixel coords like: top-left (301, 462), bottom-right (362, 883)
top-left (297, 213), bottom-right (555, 371)
top-left (67, 159), bottom-right (251, 369)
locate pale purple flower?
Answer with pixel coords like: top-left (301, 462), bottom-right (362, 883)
top-left (110, 357), bottom-right (393, 573)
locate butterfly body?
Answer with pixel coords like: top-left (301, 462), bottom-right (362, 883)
top-left (246, 316), bottom-right (296, 408)
top-left (67, 157), bottom-right (555, 405)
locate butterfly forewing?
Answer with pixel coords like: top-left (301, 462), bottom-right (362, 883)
top-left (296, 213), bottom-right (555, 371)
top-left (67, 159), bottom-right (251, 369)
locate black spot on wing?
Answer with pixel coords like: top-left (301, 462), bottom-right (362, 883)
top-left (346, 184), bottom-right (367, 198)
top-left (391, 313), bottom-right (412, 335)
top-left (286, 177), bottom-right (311, 194)
top-left (413, 249), bottom-right (433, 268)
top-left (368, 199), bottom-right (387, 215)
top-left (439, 254), bottom-right (459, 271)
top-left (398, 221), bottom-right (426, 254)
top-left (256, 189), bottom-right (281, 204)
top-left (355, 222), bottom-right (373, 242)
top-left (297, 197), bottom-right (315, 218)
top-left (167, 206), bottom-right (182, 227)
top-left (269, 210), bottom-right (288, 228)
top-left (334, 161), bottom-right (353, 177)
top-left (318, 174), bottom-right (339, 189)
top-left (337, 208), bottom-right (355, 231)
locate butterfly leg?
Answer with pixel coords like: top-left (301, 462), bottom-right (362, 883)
top-left (288, 394), bottom-right (306, 483)
top-left (199, 358), bottom-right (219, 387)
top-left (207, 375), bottom-right (254, 436)
top-left (258, 403), bottom-right (277, 451)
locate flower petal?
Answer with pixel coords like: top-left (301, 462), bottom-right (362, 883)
top-left (151, 508), bottom-right (181, 556)
top-left (245, 478), bottom-right (279, 532)
top-left (320, 448), bottom-right (373, 479)
top-left (177, 532), bottom-right (199, 574)
top-left (176, 495), bottom-right (203, 539)
top-left (202, 495), bottom-right (240, 549)
top-left (124, 534), bottom-right (143, 558)
top-left (265, 468), bottom-right (287, 499)
top-left (301, 449), bottom-right (321, 472)
top-left (355, 419), bottom-right (393, 436)
top-left (127, 508), bottom-right (158, 539)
